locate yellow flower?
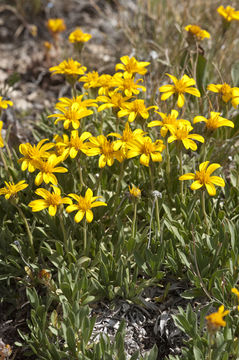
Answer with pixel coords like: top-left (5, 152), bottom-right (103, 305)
top-left (206, 305), bottom-right (229, 332)
top-left (179, 161), bottom-right (225, 196)
top-left (129, 184), bottom-right (141, 198)
top-left (159, 73), bottom-right (200, 108)
top-left (97, 74), bottom-right (114, 95)
top-left (118, 99), bottom-right (157, 123)
top-left (97, 92), bottom-right (131, 112)
top-left (184, 24), bottom-right (210, 40)
top-left (167, 123), bottom-right (204, 151)
top-left (207, 83), bottom-right (232, 103)
top-left (66, 188), bottom-right (107, 223)
top-left (231, 87), bottom-right (239, 108)
top-left (148, 109), bottom-right (191, 137)
top-left (18, 139), bottom-right (55, 172)
top-left (0, 180), bottom-right (28, 199)
top-left (79, 71), bottom-right (100, 89)
top-left (49, 58), bottom-right (87, 77)
top-left (0, 339), bottom-right (12, 359)
top-left (47, 18), bottom-right (66, 34)
top-left (108, 122), bottom-right (146, 157)
top-left (48, 103), bottom-right (93, 130)
top-left (217, 5), bottom-right (239, 22)
top-left (85, 135), bottom-right (123, 168)
top-left (127, 135), bottom-right (165, 167)
top-left (55, 130), bottom-right (92, 159)
top-left (29, 186), bottom-right (72, 216)
top-left (56, 94), bottom-right (98, 110)
top-left (193, 111), bottom-right (234, 131)
top-left (34, 154), bottom-right (68, 186)
top-left (115, 56), bottom-right (150, 76)
top-left (231, 288), bottom-right (239, 310)
top-left (69, 28), bottom-right (92, 43)
top-left (0, 121), bottom-right (4, 147)
top-left (0, 97), bottom-right (13, 110)
top-left (111, 72), bottom-right (146, 97)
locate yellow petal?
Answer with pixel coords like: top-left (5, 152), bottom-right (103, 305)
top-left (177, 94), bottom-right (185, 108)
top-left (75, 210), bottom-right (85, 223)
top-left (206, 163), bottom-right (221, 175)
top-left (199, 161), bottom-right (210, 172)
top-left (191, 180), bottom-right (203, 190)
top-left (179, 173), bottom-right (196, 180)
top-left (86, 209), bottom-right (93, 223)
top-left (205, 182), bottom-right (216, 196)
top-left (209, 176), bottom-right (225, 187)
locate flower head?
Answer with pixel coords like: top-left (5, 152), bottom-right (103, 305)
top-left (34, 154), bottom-right (68, 186)
top-left (48, 103), bottom-right (93, 130)
top-left (185, 24), bottom-right (210, 40)
top-left (56, 94), bottom-right (98, 110)
top-left (193, 111), bottom-right (234, 131)
top-left (148, 110), bottom-right (190, 137)
top-left (111, 72), bottom-right (146, 97)
top-left (108, 122), bottom-right (146, 157)
top-left (115, 56), bottom-right (150, 76)
top-left (206, 305), bottom-right (229, 333)
top-left (127, 135), bottom-right (165, 167)
top-left (85, 135), bottom-right (123, 168)
top-left (29, 186), bottom-right (72, 216)
top-left (129, 184), bottom-right (141, 198)
top-left (0, 97), bottom-right (13, 110)
top-left (118, 99), bottom-right (157, 123)
top-left (79, 71), bottom-right (100, 89)
top-left (207, 83), bottom-right (232, 103)
top-left (0, 339), bottom-right (12, 359)
top-left (97, 92), bottom-right (131, 112)
top-left (55, 130), bottom-right (92, 159)
top-left (0, 180), bottom-right (28, 199)
top-left (69, 28), bottom-right (92, 43)
top-left (217, 5), bottom-right (239, 22)
top-left (167, 123), bottom-right (204, 151)
top-left (179, 161), bottom-right (225, 196)
top-left (47, 18), bottom-right (66, 34)
top-left (49, 59), bottom-right (87, 77)
top-left (159, 73), bottom-right (200, 107)
top-left (232, 288), bottom-right (239, 310)
top-left (18, 139), bottom-right (55, 172)
top-left (66, 188), bottom-right (107, 223)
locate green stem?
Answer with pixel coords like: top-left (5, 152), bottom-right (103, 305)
top-left (115, 161), bottom-right (125, 198)
top-left (179, 147), bottom-right (184, 200)
top-left (201, 190), bottom-right (208, 229)
top-left (207, 333), bottom-right (213, 360)
top-left (83, 218), bottom-right (87, 253)
top-left (149, 163), bottom-right (160, 235)
top-left (96, 168), bottom-right (103, 195)
top-left (14, 202), bottom-right (35, 259)
top-left (132, 201), bottom-right (137, 239)
top-left (59, 209), bottom-right (71, 263)
top-left (0, 149), bottom-right (13, 181)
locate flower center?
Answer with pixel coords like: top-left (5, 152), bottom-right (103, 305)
top-left (206, 114), bottom-right (219, 130)
top-left (78, 197), bottom-right (91, 211)
top-left (48, 194), bottom-right (62, 206)
top-left (143, 141), bottom-right (154, 155)
top-left (174, 79), bottom-right (187, 93)
top-left (195, 170), bottom-right (210, 185)
top-left (101, 140), bottom-right (114, 155)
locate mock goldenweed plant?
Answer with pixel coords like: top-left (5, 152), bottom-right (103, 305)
top-left (1, 1), bottom-right (239, 359)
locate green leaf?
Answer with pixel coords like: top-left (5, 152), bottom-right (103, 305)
top-left (193, 345), bottom-right (203, 360)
